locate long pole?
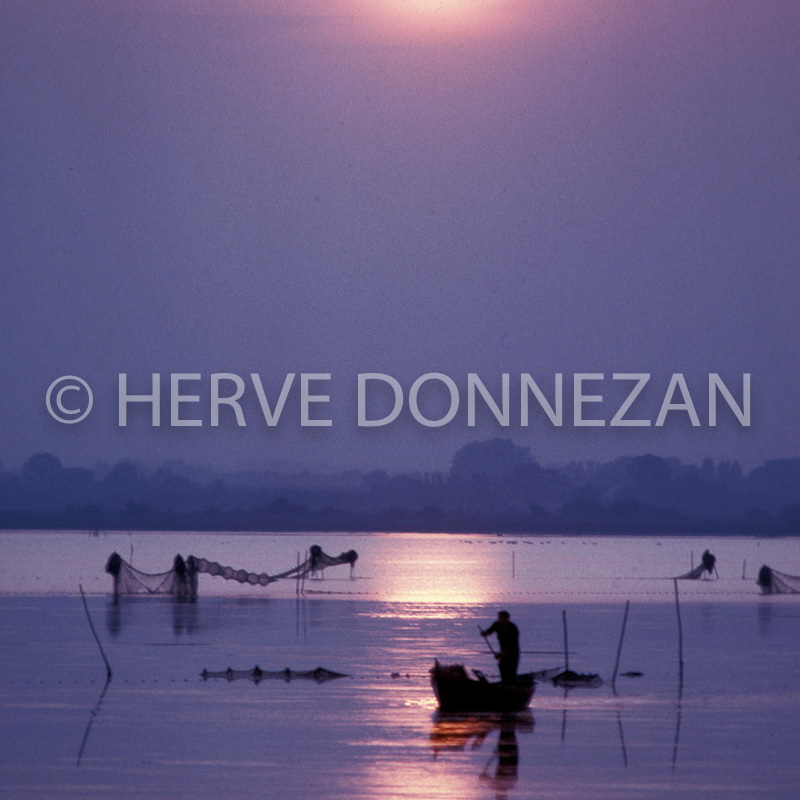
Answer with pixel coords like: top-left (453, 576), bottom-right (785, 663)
top-left (562, 610), bottom-right (569, 671)
top-left (300, 550), bottom-right (308, 596)
top-left (673, 579), bottom-right (684, 683)
top-left (611, 600), bottom-right (630, 689)
top-left (80, 585), bottom-right (112, 680)
top-left (76, 676), bottom-right (111, 766)
top-left (478, 624), bottom-right (497, 658)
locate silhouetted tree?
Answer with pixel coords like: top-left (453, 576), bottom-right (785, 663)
top-left (450, 439), bottom-right (532, 482)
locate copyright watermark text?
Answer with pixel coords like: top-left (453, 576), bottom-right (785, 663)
top-left (44, 371), bottom-right (751, 429)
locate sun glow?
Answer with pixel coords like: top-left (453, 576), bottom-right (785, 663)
top-left (382, 0), bottom-right (489, 19)
top-left (221, 0), bottom-right (557, 44)
top-left (356, 0), bottom-right (521, 41)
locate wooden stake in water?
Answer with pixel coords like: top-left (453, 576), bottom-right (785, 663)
top-left (562, 609), bottom-right (569, 671)
top-left (611, 600), bottom-right (630, 689)
top-left (512, 550), bottom-right (516, 579)
top-left (673, 579), bottom-right (684, 682)
top-left (79, 584), bottom-right (112, 680)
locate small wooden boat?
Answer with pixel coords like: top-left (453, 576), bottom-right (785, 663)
top-left (430, 660), bottom-right (535, 713)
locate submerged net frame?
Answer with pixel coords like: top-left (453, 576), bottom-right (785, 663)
top-left (105, 545), bottom-right (358, 598)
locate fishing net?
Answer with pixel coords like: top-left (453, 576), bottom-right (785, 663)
top-left (201, 666), bottom-right (348, 683)
top-left (105, 545), bottom-right (358, 597)
top-left (105, 552), bottom-right (195, 597)
top-left (675, 564), bottom-right (710, 579)
top-left (191, 557), bottom-right (279, 587)
top-left (676, 550), bottom-right (717, 579)
top-left (191, 545), bottom-right (358, 586)
top-left (757, 565), bottom-right (800, 594)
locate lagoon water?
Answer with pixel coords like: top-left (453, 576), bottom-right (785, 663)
top-left (1, 531), bottom-right (799, 799)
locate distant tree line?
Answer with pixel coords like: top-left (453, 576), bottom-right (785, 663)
top-left (1, 439), bottom-right (799, 534)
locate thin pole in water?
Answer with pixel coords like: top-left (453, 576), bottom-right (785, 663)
top-left (742, 560), bottom-right (747, 580)
top-left (611, 600), bottom-right (630, 689)
top-left (562, 609), bottom-right (569, 671)
top-left (79, 584), bottom-right (112, 680)
top-left (673, 579), bottom-right (684, 683)
top-left (512, 550), bottom-right (516, 579)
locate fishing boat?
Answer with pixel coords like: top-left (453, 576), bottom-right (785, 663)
top-left (430, 660), bottom-right (536, 713)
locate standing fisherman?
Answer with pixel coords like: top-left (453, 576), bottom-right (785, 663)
top-left (481, 610), bottom-right (520, 684)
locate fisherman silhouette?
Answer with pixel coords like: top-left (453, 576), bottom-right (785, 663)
top-left (481, 611), bottom-right (520, 684)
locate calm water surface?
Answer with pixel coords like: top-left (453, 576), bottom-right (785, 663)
top-left (1, 531), bottom-right (799, 799)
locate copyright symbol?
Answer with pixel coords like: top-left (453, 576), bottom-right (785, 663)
top-left (46, 376), bottom-right (93, 424)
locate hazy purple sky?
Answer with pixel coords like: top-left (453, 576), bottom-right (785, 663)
top-left (1, 0), bottom-right (798, 473)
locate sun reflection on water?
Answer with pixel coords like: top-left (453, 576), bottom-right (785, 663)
top-left (368, 535), bottom-right (510, 604)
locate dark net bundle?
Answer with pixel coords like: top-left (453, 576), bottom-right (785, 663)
top-left (105, 552), bottom-right (197, 598)
top-left (757, 565), bottom-right (800, 595)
